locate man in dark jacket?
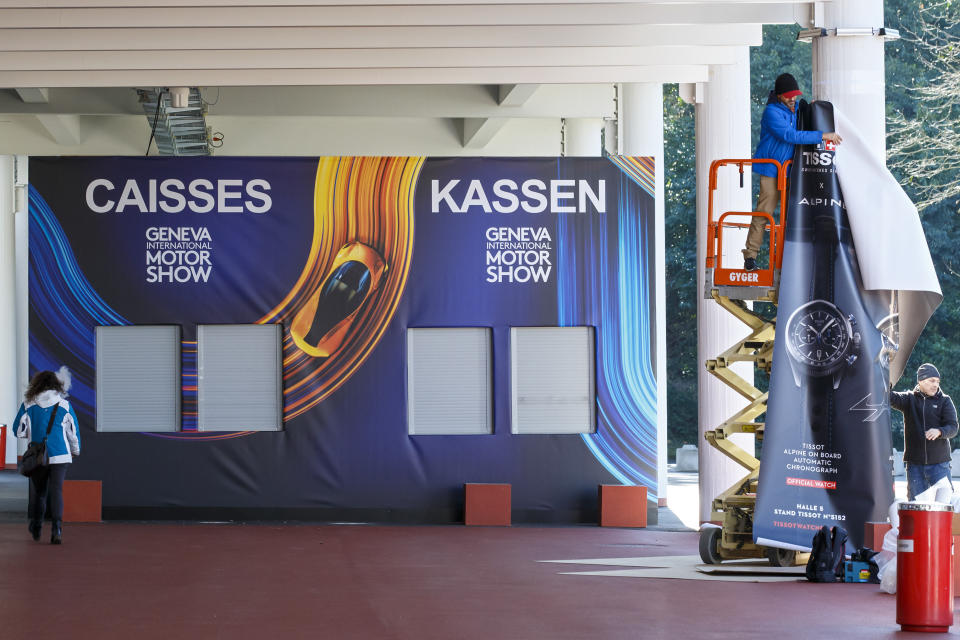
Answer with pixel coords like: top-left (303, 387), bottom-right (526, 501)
top-left (743, 73), bottom-right (843, 271)
top-left (891, 363), bottom-right (959, 499)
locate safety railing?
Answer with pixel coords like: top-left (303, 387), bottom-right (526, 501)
top-left (705, 158), bottom-right (790, 292)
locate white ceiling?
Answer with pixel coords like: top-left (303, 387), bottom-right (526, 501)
top-left (0, 0), bottom-right (821, 155)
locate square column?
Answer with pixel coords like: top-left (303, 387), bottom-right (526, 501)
top-left (0, 157), bottom-right (18, 467)
top-left (693, 49), bottom-right (755, 523)
top-left (812, 0), bottom-right (887, 162)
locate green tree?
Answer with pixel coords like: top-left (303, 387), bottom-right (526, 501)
top-left (663, 84), bottom-right (698, 458)
top-left (888, 1), bottom-right (960, 209)
top-left (885, 0), bottom-right (960, 449)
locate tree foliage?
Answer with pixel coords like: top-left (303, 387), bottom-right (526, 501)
top-left (663, 85), bottom-right (698, 455)
top-left (888, 1), bottom-right (960, 210)
top-left (885, 0), bottom-right (960, 450)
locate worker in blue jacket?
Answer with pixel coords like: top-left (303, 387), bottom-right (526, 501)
top-left (14, 369), bottom-right (81, 544)
top-left (743, 73), bottom-right (843, 271)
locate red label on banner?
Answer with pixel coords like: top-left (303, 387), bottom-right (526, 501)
top-left (786, 477), bottom-right (837, 490)
top-left (772, 520), bottom-right (823, 531)
top-left (823, 140), bottom-right (836, 151)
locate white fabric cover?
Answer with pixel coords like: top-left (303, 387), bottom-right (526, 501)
top-left (833, 110), bottom-right (942, 384)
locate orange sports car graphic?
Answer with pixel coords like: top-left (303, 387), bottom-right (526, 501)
top-left (291, 242), bottom-right (387, 358)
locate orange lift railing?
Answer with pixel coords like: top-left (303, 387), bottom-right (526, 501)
top-left (705, 158), bottom-right (790, 297)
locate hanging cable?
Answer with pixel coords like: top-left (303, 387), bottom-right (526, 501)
top-left (200, 87), bottom-right (221, 106)
top-left (145, 89), bottom-right (165, 156)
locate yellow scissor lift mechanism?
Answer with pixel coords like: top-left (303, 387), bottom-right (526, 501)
top-left (699, 159), bottom-right (809, 567)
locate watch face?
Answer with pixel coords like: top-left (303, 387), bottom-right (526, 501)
top-left (786, 299), bottom-right (853, 374)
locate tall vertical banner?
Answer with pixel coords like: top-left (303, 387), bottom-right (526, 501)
top-left (27, 156), bottom-right (659, 521)
top-left (754, 102), bottom-right (940, 550)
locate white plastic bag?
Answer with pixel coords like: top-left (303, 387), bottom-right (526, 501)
top-left (880, 558), bottom-right (898, 594)
top-left (875, 527), bottom-right (898, 579)
top-left (888, 498), bottom-right (904, 529)
top-left (876, 500), bottom-right (903, 595)
top-left (914, 476), bottom-right (952, 502)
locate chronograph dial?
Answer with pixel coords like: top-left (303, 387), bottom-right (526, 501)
top-left (784, 214), bottom-right (861, 393)
top-left (788, 301), bottom-right (850, 367)
top-left (786, 299), bottom-right (860, 387)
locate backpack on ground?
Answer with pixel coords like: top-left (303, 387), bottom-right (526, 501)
top-left (805, 525), bottom-right (848, 583)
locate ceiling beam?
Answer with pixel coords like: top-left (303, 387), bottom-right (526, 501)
top-left (0, 85), bottom-right (617, 118)
top-left (0, 3), bottom-right (811, 28)
top-left (0, 46), bottom-right (743, 72)
top-left (0, 65), bottom-right (711, 88)
top-left (499, 84), bottom-right (540, 107)
top-left (462, 117), bottom-right (510, 148)
top-left (15, 87), bottom-right (48, 103)
top-left (0, 112), bottom-right (568, 157)
top-left (0, 0), bottom-right (825, 7)
top-left (34, 114), bottom-right (82, 145)
top-left (0, 24), bottom-right (762, 51)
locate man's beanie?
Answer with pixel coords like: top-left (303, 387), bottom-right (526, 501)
top-left (918, 363), bottom-right (941, 382)
top-left (774, 73), bottom-right (802, 98)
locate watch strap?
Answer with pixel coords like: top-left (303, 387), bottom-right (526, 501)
top-left (812, 216), bottom-right (836, 302)
top-left (808, 375), bottom-right (831, 434)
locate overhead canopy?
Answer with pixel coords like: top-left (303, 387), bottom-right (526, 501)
top-left (0, 0), bottom-right (821, 154)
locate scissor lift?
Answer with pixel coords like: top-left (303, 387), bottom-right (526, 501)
top-left (698, 159), bottom-right (806, 567)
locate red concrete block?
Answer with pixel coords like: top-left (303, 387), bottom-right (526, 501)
top-left (464, 483), bottom-right (511, 526)
top-left (599, 484), bottom-right (648, 528)
top-left (63, 480), bottom-right (102, 523)
top-left (863, 521), bottom-right (892, 553)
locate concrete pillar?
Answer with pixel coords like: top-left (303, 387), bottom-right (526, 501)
top-left (564, 118), bottom-right (603, 156)
top-left (812, 0), bottom-right (886, 162)
top-left (14, 156), bottom-right (28, 456)
top-left (0, 157), bottom-right (20, 466)
top-left (694, 48), bottom-right (755, 523)
top-left (619, 83), bottom-right (668, 506)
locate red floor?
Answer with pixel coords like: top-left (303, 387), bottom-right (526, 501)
top-left (0, 522), bottom-right (953, 639)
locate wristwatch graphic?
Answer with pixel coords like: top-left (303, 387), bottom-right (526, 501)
top-left (785, 217), bottom-right (861, 431)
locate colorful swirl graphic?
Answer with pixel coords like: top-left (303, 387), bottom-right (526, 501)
top-left (261, 156), bottom-right (423, 420)
top-left (28, 186), bottom-right (123, 420)
top-left (558, 157), bottom-right (658, 488)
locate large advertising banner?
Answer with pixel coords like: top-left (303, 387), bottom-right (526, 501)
top-left (754, 102), bottom-right (941, 550)
top-left (28, 156), bottom-right (658, 521)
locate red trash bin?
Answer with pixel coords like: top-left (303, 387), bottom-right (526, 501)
top-left (897, 502), bottom-right (954, 633)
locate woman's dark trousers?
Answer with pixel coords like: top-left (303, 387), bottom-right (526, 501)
top-left (29, 463), bottom-right (69, 542)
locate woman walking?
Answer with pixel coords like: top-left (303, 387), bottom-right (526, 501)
top-left (14, 368), bottom-right (81, 544)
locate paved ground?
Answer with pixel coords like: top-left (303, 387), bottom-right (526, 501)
top-left (0, 468), bottom-right (945, 639)
top-left (0, 470), bottom-right (27, 520)
top-left (0, 518), bottom-right (940, 639)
